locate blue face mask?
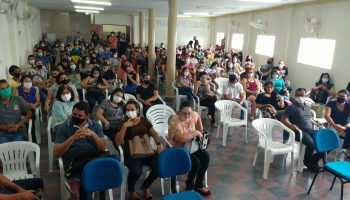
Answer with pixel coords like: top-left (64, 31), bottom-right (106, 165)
top-left (0, 87), bottom-right (12, 98)
top-left (272, 74), bottom-right (279, 79)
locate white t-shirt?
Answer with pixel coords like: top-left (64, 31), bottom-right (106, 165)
top-left (223, 82), bottom-right (244, 100)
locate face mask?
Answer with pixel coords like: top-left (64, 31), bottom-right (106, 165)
top-left (29, 60), bottom-right (35, 65)
top-left (184, 72), bottom-right (189, 77)
top-left (0, 87), bottom-right (12, 98)
top-left (337, 97), bottom-right (346, 104)
top-left (86, 60), bottom-right (90, 64)
top-left (126, 111), bottom-right (137, 119)
top-left (180, 116), bottom-right (190, 122)
top-left (278, 64), bottom-right (283, 68)
top-left (37, 65), bottom-right (43, 69)
top-left (247, 73), bottom-right (254, 78)
top-left (267, 60), bottom-right (272, 65)
top-left (93, 73), bottom-right (99, 78)
top-left (70, 65), bottom-right (76, 70)
top-left (295, 97), bottom-right (306, 104)
top-left (272, 74), bottom-right (278, 79)
top-left (197, 69), bottom-right (204, 72)
top-left (233, 59), bottom-right (237, 63)
top-left (23, 82), bottom-right (32, 89)
top-left (113, 95), bottom-right (122, 103)
top-left (186, 59), bottom-right (190, 63)
top-left (143, 80), bottom-right (150, 85)
top-left (113, 54), bottom-right (118, 58)
top-left (322, 78), bottom-right (329, 83)
top-left (38, 52), bottom-right (43, 57)
top-left (61, 93), bottom-right (72, 102)
top-left (229, 64), bottom-right (233, 68)
top-left (71, 116), bottom-right (85, 126)
top-left (13, 72), bottom-right (20, 78)
top-left (61, 79), bottom-right (70, 85)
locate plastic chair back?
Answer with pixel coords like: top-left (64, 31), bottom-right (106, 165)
top-left (158, 147), bottom-right (191, 178)
top-left (124, 93), bottom-right (137, 102)
top-left (215, 100), bottom-right (247, 122)
top-left (214, 77), bottom-right (228, 90)
top-left (82, 158), bottom-right (123, 193)
top-left (314, 128), bottom-right (340, 153)
top-left (171, 81), bottom-right (179, 95)
top-left (146, 104), bottom-right (176, 137)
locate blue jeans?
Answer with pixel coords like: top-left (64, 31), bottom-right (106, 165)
top-left (341, 127), bottom-right (350, 150)
top-left (4, 178), bottom-right (44, 194)
top-left (241, 100), bottom-right (249, 120)
top-left (178, 86), bottom-right (195, 101)
top-left (0, 132), bottom-right (26, 144)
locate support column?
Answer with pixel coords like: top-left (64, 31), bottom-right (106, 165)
top-left (165, 0), bottom-right (177, 99)
top-left (139, 11), bottom-right (145, 47)
top-left (132, 15), bottom-right (139, 45)
top-left (148, 8), bottom-right (156, 76)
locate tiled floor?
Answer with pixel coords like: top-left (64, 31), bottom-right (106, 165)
top-left (38, 90), bottom-right (350, 200)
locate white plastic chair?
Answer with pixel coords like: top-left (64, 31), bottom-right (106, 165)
top-left (47, 116), bottom-right (55, 173)
top-left (124, 93), bottom-right (144, 116)
top-left (252, 118), bottom-right (295, 179)
top-left (156, 65), bottom-right (164, 88)
top-left (215, 100), bottom-right (248, 146)
top-left (172, 80), bottom-right (187, 112)
top-left (0, 141), bottom-right (40, 180)
top-left (34, 106), bottom-right (41, 144)
top-left (214, 77), bottom-right (228, 100)
top-left (146, 104), bottom-right (176, 139)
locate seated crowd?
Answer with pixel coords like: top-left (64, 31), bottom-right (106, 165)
top-left (0, 32), bottom-right (349, 200)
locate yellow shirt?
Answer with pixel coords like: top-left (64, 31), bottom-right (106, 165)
top-left (7, 78), bottom-right (21, 88)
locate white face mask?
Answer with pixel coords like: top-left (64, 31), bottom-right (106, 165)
top-left (113, 95), bottom-right (122, 103)
top-left (322, 78), bottom-right (329, 83)
top-left (29, 60), bottom-right (35, 65)
top-left (70, 65), bottom-right (76, 70)
top-left (62, 93), bottom-right (72, 102)
top-left (295, 97), bottom-right (305, 104)
top-left (126, 111), bottom-right (137, 119)
top-left (184, 72), bottom-right (189, 77)
top-left (247, 73), bottom-right (254, 78)
top-left (23, 82), bottom-right (32, 89)
top-left (86, 60), bottom-right (90, 64)
top-left (197, 68), bottom-right (204, 72)
top-left (229, 64), bottom-right (234, 68)
top-left (113, 54), bottom-right (118, 58)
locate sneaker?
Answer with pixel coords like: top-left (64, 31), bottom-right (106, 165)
top-left (336, 150), bottom-right (347, 161)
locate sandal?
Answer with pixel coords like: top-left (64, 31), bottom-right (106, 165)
top-left (130, 192), bottom-right (141, 200)
top-left (194, 187), bottom-right (211, 196)
top-left (142, 187), bottom-right (153, 200)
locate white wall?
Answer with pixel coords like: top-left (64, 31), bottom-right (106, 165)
top-left (95, 13), bottom-right (132, 26)
top-left (213, 0), bottom-right (350, 93)
top-left (0, 1), bottom-right (41, 79)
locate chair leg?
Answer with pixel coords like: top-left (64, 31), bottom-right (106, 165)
top-left (216, 122), bottom-right (221, 138)
top-left (330, 176), bottom-right (337, 190)
top-left (161, 178), bottom-right (165, 195)
top-left (176, 98), bottom-right (180, 112)
top-left (341, 181), bottom-right (344, 200)
top-left (307, 167), bottom-right (321, 194)
top-left (245, 125), bottom-right (248, 144)
top-left (263, 151), bottom-right (272, 179)
top-left (222, 124), bottom-right (228, 146)
top-left (290, 152), bottom-right (294, 174)
top-left (253, 150), bottom-right (258, 166)
top-left (108, 189), bottom-right (113, 200)
top-left (297, 144), bottom-right (306, 172)
top-left (48, 144), bottom-right (53, 173)
top-left (205, 171), bottom-right (208, 188)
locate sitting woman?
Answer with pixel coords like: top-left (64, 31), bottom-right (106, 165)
top-left (81, 67), bottom-right (110, 112)
top-left (114, 100), bottom-right (163, 200)
top-left (241, 67), bottom-right (260, 120)
top-left (176, 67), bottom-right (195, 102)
top-left (194, 72), bottom-right (217, 127)
top-left (17, 75), bottom-right (40, 142)
top-left (255, 81), bottom-right (286, 118)
top-left (325, 89), bottom-right (350, 161)
top-left (267, 69), bottom-right (289, 100)
top-left (220, 61), bottom-right (237, 78)
top-left (51, 85), bottom-right (79, 129)
top-left (121, 61), bottom-right (140, 95)
top-left (168, 101), bottom-right (211, 196)
top-left (136, 74), bottom-right (163, 116)
top-left (310, 72), bottom-right (336, 104)
top-left (67, 61), bottom-right (82, 101)
top-left (96, 88), bottom-right (125, 141)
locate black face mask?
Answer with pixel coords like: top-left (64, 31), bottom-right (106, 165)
top-left (143, 80), bottom-right (150, 85)
top-left (37, 65), bottom-right (43, 69)
top-left (13, 72), bottom-right (20, 78)
top-left (61, 79), bottom-right (70, 85)
top-left (337, 97), bottom-right (346, 104)
top-left (71, 116), bottom-right (85, 126)
top-left (267, 61), bottom-right (272, 65)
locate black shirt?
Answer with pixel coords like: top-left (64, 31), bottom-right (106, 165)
top-left (272, 66), bottom-right (289, 78)
top-left (136, 83), bottom-right (157, 100)
top-left (102, 69), bottom-right (116, 81)
top-left (256, 92), bottom-right (283, 110)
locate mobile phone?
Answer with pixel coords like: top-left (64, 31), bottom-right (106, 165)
top-left (34, 188), bottom-right (43, 199)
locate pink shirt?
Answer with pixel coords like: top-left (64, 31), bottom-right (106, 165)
top-left (168, 112), bottom-right (200, 147)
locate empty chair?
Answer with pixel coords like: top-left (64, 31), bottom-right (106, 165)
top-left (158, 147), bottom-right (203, 200)
top-left (214, 100), bottom-right (248, 146)
top-left (252, 118), bottom-right (295, 179)
top-left (172, 80), bottom-right (187, 112)
top-left (307, 128), bottom-right (350, 200)
top-left (82, 158), bottom-right (123, 200)
top-left (146, 104), bottom-right (176, 139)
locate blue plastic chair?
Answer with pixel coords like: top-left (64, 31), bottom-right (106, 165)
top-left (307, 128), bottom-right (350, 200)
top-left (82, 158), bottom-right (123, 200)
top-left (158, 147), bottom-right (203, 200)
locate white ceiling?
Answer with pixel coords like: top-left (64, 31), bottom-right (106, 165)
top-left (29, 0), bottom-right (313, 17)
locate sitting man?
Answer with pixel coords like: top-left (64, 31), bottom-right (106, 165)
top-left (0, 173), bottom-right (43, 199)
top-left (223, 74), bottom-right (248, 120)
top-left (0, 80), bottom-right (32, 144)
top-left (53, 101), bottom-right (106, 199)
top-left (281, 88), bottom-right (323, 172)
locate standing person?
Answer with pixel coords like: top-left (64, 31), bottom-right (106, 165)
top-left (114, 101), bottom-right (163, 200)
top-left (90, 31), bottom-right (100, 47)
top-left (168, 101), bottom-right (211, 196)
top-left (108, 32), bottom-right (118, 54)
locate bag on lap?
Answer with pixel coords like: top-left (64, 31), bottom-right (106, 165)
top-left (189, 130), bottom-right (211, 154)
top-left (129, 134), bottom-right (155, 159)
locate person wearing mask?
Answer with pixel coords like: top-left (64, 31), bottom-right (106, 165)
top-left (157, 54), bottom-right (167, 74)
top-left (7, 65), bottom-right (21, 89)
top-left (46, 68), bottom-right (60, 88)
top-left (258, 58), bottom-right (274, 81)
top-left (241, 67), bottom-right (260, 121)
top-left (194, 72), bottom-right (217, 127)
top-left (310, 72), bottom-right (336, 104)
top-left (325, 90), bottom-right (350, 161)
top-left (53, 102), bottom-right (106, 199)
top-left (0, 173), bottom-right (43, 200)
top-left (223, 74), bottom-right (248, 120)
top-left (221, 61), bottom-right (238, 78)
top-left (81, 67), bottom-right (110, 111)
top-left (281, 88), bottom-right (323, 171)
top-left (136, 74), bottom-right (163, 116)
top-left (121, 62), bottom-right (140, 95)
top-left (114, 100), bottom-right (163, 200)
top-left (109, 52), bottom-right (121, 70)
top-left (67, 61), bottom-right (82, 99)
top-left (272, 60), bottom-right (289, 86)
top-left (101, 64), bottom-right (117, 87)
top-left (177, 67), bottom-right (195, 102)
top-left (27, 60), bottom-right (48, 90)
top-left (207, 61), bottom-right (219, 80)
top-left (35, 48), bottom-right (50, 69)
top-left (90, 52), bottom-right (99, 65)
top-left (21, 55), bottom-right (36, 75)
top-left (51, 85), bottom-right (79, 129)
top-left (267, 69), bottom-right (289, 100)
top-left (80, 56), bottom-right (94, 79)
top-left (135, 47), bottom-right (147, 74)
top-left (0, 80), bottom-right (32, 143)
top-left (168, 101), bottom-right (211, 196)
top-left (90, 31), bottom-right (100, 46)
top-left (96, 88), bottom-right (125, 141)
top-left (99, 45), bottom-right (113, 62)
top-left (70, 43), bottom-right (83, 58)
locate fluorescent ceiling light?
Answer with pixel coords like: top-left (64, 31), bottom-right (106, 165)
top-left (178, 15), bottom-right (192, 18)
top-left (75, 9), bottom-right (100, 13)
top-left (184, 12), bottom-right (210, 15)
top-left (239, 0), bottom-right (281, 3)
top-left (71, 0), bottom-right (112, 6)
top-left (74, 6), bottom-right (104, 10)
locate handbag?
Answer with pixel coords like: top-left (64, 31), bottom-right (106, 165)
top-left (129, 134), bottom-right (155, 159)
top-left (189, 130), bottom-right (211, 154)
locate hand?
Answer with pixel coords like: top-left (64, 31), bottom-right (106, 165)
top-left (44, 105), bottom-right (49, 113)
top-left (292, 125), bottom-right (299, 132)
top-left (196, 131), bottom-right (203, 139)
top-left (96, 85), bottom-right (103, 89)
top-left (123, 119), bottom-right (134, 128)
top-left (156, 145), bottom-right (163, 154)
top-left (8, 124), bottom-right (19, 133)
top-left (104, 121), bottom-right (110, 130)
top-left (17, 190), bottom-right (39, 200)
top-left (276, 94), bottom-right (284, 101)
top-left (73, 128), bottom-right (89, 140)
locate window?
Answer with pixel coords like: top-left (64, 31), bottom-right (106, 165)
top-left (216, 32), bottom-right (225, 45)
top-left (255, 35), bottom-right (275, 57)
top-left (297, 38), bottom-right (336, 69)
top-left (231, 34), bottom-right (244, 50)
